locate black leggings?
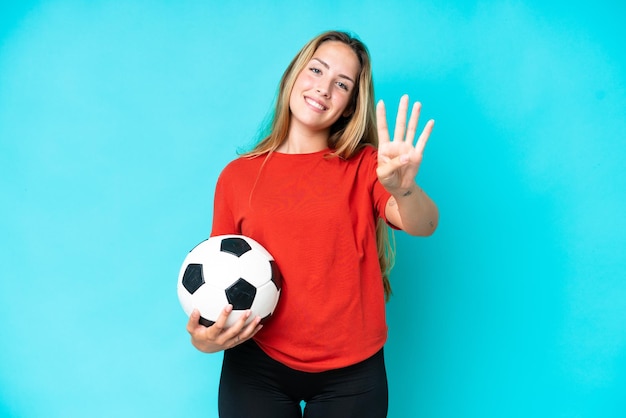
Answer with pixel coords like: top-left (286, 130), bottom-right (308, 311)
top-left (218, 340), bottom-right (388, 418)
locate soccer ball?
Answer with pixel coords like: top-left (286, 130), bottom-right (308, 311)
top-left (177, 235), bottom-right (282, 328)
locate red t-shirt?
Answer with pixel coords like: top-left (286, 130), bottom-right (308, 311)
top-left (211, 145), bottom-right (392, 372)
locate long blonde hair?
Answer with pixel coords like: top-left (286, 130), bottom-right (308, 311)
top-left (247, 30), bottom-right (395, 300)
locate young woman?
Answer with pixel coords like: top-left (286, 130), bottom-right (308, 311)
top-left (186, 30), bottom-right (438, 418)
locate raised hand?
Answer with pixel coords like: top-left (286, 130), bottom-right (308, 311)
top-left (376, 94), bottom-right (434, 194)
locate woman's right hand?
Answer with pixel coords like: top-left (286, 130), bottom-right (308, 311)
top-left (186, 305), bottom-right (263, 353)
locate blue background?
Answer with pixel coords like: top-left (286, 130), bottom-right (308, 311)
top-left (1, 1), bottom-right (625, 417)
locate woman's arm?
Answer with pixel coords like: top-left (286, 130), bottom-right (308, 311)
top-left (385, 183), bottom-right (439, 236)
top-left (376, 95), bottom-right (439, 236)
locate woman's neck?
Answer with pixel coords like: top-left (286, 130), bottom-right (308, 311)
top-left (278, 126), bottom-right (329, 154)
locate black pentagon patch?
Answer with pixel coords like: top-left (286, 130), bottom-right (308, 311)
top-left (182, 264), bottom-right (204, 294)
top-left (198, 316), bottom-right (215, 327)
top-left (260, 312), bottom-right (273, 325)
top-left (225, 278), bottom-right (257, 310)
top-left (220, 237), bottom-right (252, 257)
top-left (270, 260), bottom-right (282, 290)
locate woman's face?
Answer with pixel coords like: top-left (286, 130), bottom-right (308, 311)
top-left (288, 41), bottom-right (360, 136)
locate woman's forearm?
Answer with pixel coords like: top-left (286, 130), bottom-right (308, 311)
top-left (386, 182), bottom-right (439, 236)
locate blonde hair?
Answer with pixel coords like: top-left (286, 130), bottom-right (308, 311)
top-left (247, 30), bottom-right (395, 300)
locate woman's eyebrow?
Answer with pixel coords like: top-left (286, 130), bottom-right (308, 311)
top-left (312, 58), bottom-right (355, 84)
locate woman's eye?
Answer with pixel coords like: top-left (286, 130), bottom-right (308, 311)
top-left (310, 67), bottom-right (321, 74)
top-left (337, 82), bottom-right (349, 91)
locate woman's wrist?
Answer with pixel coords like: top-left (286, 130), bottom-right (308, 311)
top-left (391, 182), bottom-right (421, 199)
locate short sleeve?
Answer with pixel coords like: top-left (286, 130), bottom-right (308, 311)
top-left (365, 146), bottom-right (399, 230)
top-left (210, 164), bottom-right (239, 236)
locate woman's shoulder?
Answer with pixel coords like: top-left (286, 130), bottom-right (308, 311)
top-left (357, 144), bottom-right (378, 158)
top-left (222, 153), bottom-right (267, 170)
top-left (216, 153), bottom-right (265, 183)
top-left (348, 144), bottom-right (378, 166)
top-left (342, 145), bottom-right (379, 182)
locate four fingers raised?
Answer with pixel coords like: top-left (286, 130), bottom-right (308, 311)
top-left (377, 94), bottom-right (433, 150)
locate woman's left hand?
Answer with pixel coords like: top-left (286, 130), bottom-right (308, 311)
top-left (376, 94), bottom-right (434, 195)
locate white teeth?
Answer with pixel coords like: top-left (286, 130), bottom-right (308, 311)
top-left (306, 97), bottom-right (327, 110)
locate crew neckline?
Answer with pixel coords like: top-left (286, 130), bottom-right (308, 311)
top-left (272, 147), bottom-right (333, 157)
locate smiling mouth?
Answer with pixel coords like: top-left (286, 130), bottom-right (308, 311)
top-left (305, 96), bottom-right (328, 111)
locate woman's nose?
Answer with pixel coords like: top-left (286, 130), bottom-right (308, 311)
top-left (316, 82), bottom-right (331, 97)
